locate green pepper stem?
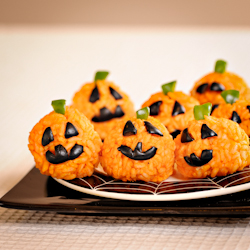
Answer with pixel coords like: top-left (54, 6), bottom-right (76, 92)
top-left (214, 60), bottom-right (227, 74)
top-left (51, 99), bottom-right (66, 115)
top-left (194, 103), bottom-right (212, 120)
top-left (136, 107), bottom-right (150, 120)
top-left (161, 81), bottom-right (177, 95)
top-left (94, 71), bottom-right (109, 81)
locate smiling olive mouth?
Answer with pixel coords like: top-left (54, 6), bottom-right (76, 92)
top-left (46, 144), bottom-right (83, 164)
top-left (184, 150), bottom-right (213, 167)
top-left (117, 142), bottom-right (157, 160)
top-left (92, 106), bottom-right (124, 122)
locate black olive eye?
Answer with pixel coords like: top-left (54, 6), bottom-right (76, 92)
top-left (247, 105), bottom-right (250, 112)
top-left (210, 82), bottom-right (225, 92)
top-left (201, 124), bottom-right (217, 139)
top-left (149, 101), bottom-right (162, 116)
top-left (89, 86), bottom-right (100, 103)
top-left (231, 111), bottom-right (241, 124)
top-left (181, 128), bottom-right (194, 143)
top-left (42, 127), bottom-right (54, 146)
top-left (196, 83), bottom-right (209, 94)
top-left (211, 104), bottom-right (219, 114)
top-left (65, 122), bottom-right (79, 139)
top-left (110, 87), bottom-right (122, 100)
top-left (170, 130), bottom-right (181, 139)
top-left (144, 121), bottom-right (163, 136)
top-left (172, 101), bottom-right (185, 116)
top-left (123, 120), bottom-right (137, 136)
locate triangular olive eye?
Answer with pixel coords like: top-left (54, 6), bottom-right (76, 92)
top-left (196, 83), bottom-right (209, 94)
top-left (42, 127), bottom-right (54, 146)
top-left (110, 87), bottom-right (122, 100)
top-left (170, 130), bottom-right (181, 139)
top-left (89, 86), bottom-right (100, 103)
top-left (114, 105), bottom-right (125, 118)
top-left (231, 111), bottom-right (241, 124)
top-left (123, 120), bottom-right (137, 136)
top-left (144, 121), bottom-right (163, 136)
top-left (211, 104), bottom-right (219, 114)
top-left (181, 128), bottom-right (194, 143)
top-left (149, 101), bottom-right (162, 116)
top-left (172, 101), bottom-right (185, 116)
top-left (201, 124), bottom-right (217, 139)
top-left (247, 106), bottom-right (250, 112)
top-left (210, 82), bottom-right (225, 92)
top-left (65, 122), bottom-right (79, 138)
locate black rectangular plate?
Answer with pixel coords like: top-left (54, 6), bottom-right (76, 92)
top-left (1, 167), bottom-right (250, 215)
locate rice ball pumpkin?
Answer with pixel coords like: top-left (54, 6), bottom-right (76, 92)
top-left (71, 71), bottom-right (135, 140)
top-left (190, 60), bottom-right (250, 105)
top-left (142, 81), bottom-right (199, 138)
top-left (28, 100), bottom-right (102, 180)
top-left (175, 103), bottom-right (250, 179)
top-left (211, 90), bottom-right (250, 137)
top-left (100, 107), bottom-right (176, 183)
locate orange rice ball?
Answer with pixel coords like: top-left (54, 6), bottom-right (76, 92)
top-left (100, 115), bottom-right (175, 183)
top-left (71, 72), bottom-right (134, 140)
top-left (175, 116), bottom-right (250, 179)
top-left (28, 106), bottom-right (102, 180)
top-left (212, 99), bottom-right (250, 137)
top-left (142, 91), bottom-right (199, 138)
top-left (190, 60), bottom-right (250, 105)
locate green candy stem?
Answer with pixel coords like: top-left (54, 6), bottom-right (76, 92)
top-left (194, 103), bottom-right (212, 120)
top-left (94, 71), bottom-right (109, 81)
top-left (214, 60), bottom-right (227, 74)
top-left (136, 107), bottom-right (150, 120)
top-left (221, 90), bottom-right (239, 104)
top-left (51, 99), bottom-right (66, 115)
top-left (161, 81), bottom-right (176, 95)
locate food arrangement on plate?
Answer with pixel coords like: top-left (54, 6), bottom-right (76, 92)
top-left (28, 59), bottom-right (250, 187)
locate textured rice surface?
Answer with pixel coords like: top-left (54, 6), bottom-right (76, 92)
top-left (212, 99), bottom-right (250, 137)
top-left (190, 72), bottom-right (250, 105)
top-left (142, 91), bottom-right (199, 134)
top-left (175, 116), bottom-right (250, 178)
top-left (100, 116), bottom-right (175, 183)
top-left (71, 80), bottom-right (135, 139)
top-left (28, 107), bottom-right (102, 180)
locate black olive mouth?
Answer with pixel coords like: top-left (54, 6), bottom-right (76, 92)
top-left (46, 144), bottom-right (84, 164)
top-left (92, 105), bottom-right (124, 122)
top-left (184, 149), bottom-right (213, 167)
top-left (117, 142), bottom-right (157, 160)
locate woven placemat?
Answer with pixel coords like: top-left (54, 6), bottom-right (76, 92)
top-left (0, 207), bottom-right (250, 250)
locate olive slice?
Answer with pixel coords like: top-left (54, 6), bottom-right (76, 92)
top-left (210, 82), bottom-right (225, 92)
top-left (181, 128), bottom-right (194, 143)
top-left (201, 124), bottom-right (217, 139)
top-left (170, 130), bottom-right (181, 139)
top-left (69, 144), bottom-right (84, 160)
top-left (184, 150), bottom-right (213, 167)
top-left (42, 127), bottom-right (54, 146)
top-left (231, 111), bottom-right (241, 124)
top-left (172, 101), bottom-right (185, 116)
top-left (46, 144), bottom-right (68, 164)
top-left (123, 120), bottom-right (137, 136)
top-left (196, 83), bottom-right (209, 94)
top-left (65, 122), bottom-right (79, 139)
top-left (149, 101), bottom-right (162, 116)
top-left (144, 121), bottom-right (163, 136)
top-left (110, 87), bottom-right (122, 100)
top-left (89, 86), bottom-right (100, 103)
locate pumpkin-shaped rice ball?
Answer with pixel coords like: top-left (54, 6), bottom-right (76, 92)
top-left (71, 71), bottom-right (135, 140)
top-left (28, 100), bottom-right (102, 180)
top-left (175, 103), bottom-right (250, 179)
top-left (190, 60), bottom-right (250, 105)
top-left (142, 81), bottom-right (199, 138)
top-left (100, 107), bottom-right (176, 183)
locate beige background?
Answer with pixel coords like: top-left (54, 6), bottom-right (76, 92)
top-left (0, 0), bottom-right (250, 27)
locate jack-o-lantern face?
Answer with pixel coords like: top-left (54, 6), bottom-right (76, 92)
top-left (142, 91), bottom-right (199, 138)
top-left (28, 106), bottom-right (102, 180)
top-left (42, 122), bottom-right (83, 164)
top-left (212, 100), bottom-right (250, 137)
top-left (175, 116), bottom-right (250, 179)
top-left (190, 60), bottom-right (249, 105)
top-left (100, 115), bottom-right (176, 183)
top-left (117, 120), bottom-right (163, 160)
top-left (71, 72), bottom-right (134, 140)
